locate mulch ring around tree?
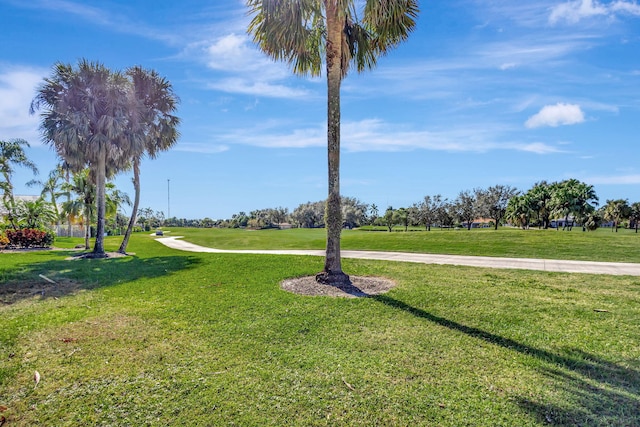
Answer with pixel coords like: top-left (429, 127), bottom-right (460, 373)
top-left (281, 276), bottom-right (397, 298)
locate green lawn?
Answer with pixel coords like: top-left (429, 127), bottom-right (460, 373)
top-left (169, 226), bottom-right (640, 263)
top-left (1, 231), bottom-right (639, 426)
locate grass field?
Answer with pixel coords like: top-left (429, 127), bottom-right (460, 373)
top-left (1, 229), bottom-right (639, 426)
top-left (170, 226), bottom-right (640, 262)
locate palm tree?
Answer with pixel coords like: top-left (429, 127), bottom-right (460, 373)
top-left (603, 199), bottom-right (630, 232)
top-left (0, 139), bottom-right (39, 228)
top-left (505, 194), bottom-right (532, 229)
top-left (31, 59), bottom-right (132, 257)
top-left (14, 198), bottom-right (58, 229)
top-left (247, 0), bottom-right (419, 285)
top-left (61, 169), bottom-right (96, 249)
top-left (27, 164), bottom-right (66, 228)
top-left (118, 66), bottom-right (180, 254)
top-left (630, 202), bottom-right (640, 233)
top-left (526, 181), bottom-right (552, 229)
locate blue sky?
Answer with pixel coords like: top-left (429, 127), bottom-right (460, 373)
top-left (2, 0), bottom-right (639, 219)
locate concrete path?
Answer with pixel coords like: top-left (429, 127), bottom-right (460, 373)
top-left (156, 236), bottom-right (640, 276)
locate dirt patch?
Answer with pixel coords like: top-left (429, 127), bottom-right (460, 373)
top-left (0, 278), bottom-right (84, 305)
top-left (281, 275), bottom-right (396, 298)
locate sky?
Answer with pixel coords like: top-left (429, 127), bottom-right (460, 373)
top-left (1, 0), bottom-right (639, 220)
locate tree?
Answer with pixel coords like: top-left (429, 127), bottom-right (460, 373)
top-left (603, 199), bottom-right (630, 232)
top-left (526, 181), bottom-right (553, 228)
top-left (394, 207), bottom-right (410, 232)
top-left (14, 198), bottom-right (57, 229)
top-left (118, 66), bottom-right (180, 254)
top-left (61, 169), bottom-right (96, 249)
top-left (382, 206), bottom-right (396, 232)
top-left (247, 0), bottom-right (419, 285)
top-left (453, 190), bottom-right (478, 230)
top-left (418, 194), bottom-right (447, 231)
top-left (0, 139), bottom-right (39, 228)
top-left (476, 185), bottom-right (519, 230)
top-left (27, 164), bottom-right (66, 228)
top-left (550, 179), bottom-right (598, 231)
top-left (505, 194), bottom-right (532, 229)
top-left (629, 202), bottom-right (640, 233)
top-left (32, 60), bottom-right (132, 257)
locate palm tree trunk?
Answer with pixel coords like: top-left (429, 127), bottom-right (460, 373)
top-left (93, 146), bottom-right (107, 257)
top-left (119, 158), bottom-right (141, 254)
top-left (316, 1), bottom-right (350, 286)
top-left (84, 215), bottom-right (90, 249)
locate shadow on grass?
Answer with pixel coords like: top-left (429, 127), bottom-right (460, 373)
top-left (0, 251), bottom-right (202, 305)
top-left (373, 294), bottom-right (640, 426)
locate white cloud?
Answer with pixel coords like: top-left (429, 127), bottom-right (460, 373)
top-left (525, 103), bottom-right (585, 128)
top-left (174, 142), bottom-right (229, 154)
top-left (216, 118), bottom-right (563, 155)
top-left (207, 78), bottom-right (309, 99)
top-left (549, 0), bottom-right (640, 24)
top-left (0, 66), bottom-right (45, 142)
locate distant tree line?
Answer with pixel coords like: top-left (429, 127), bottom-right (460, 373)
top-left (212, 179), bottom-right (640, 233)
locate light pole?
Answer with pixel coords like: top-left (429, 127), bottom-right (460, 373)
top-left (167, 178), bottom-right (171, 221)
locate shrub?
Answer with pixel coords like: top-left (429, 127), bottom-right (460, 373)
top-left (0, 234), bottom-right (9, 249)
top-left (5, 228), bottom-right (55, 248)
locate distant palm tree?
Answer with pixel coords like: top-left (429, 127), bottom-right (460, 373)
top-left (62, 169), bottom-right (96, 249)
top-left (15, 198), bottom-right (57, 229)
top-left (603, 199), bottom-right (630, 232)
top-left (118, 66), bottom-right (180, 254)
top-left (27, 164), bottom-right (66, 227)
top-left (0, 139), bottom-right (39, 228)
top-left (31, 60), bottom-right (132, 257)
top-left (247, 0), bottom-right (419, 285)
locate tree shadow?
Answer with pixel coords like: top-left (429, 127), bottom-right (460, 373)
top-left (372, 294), bottom-right (640, 425)
top-left (0, 251), bottom-right (202, 305)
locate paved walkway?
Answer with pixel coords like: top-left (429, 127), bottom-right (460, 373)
top-left (156, 236), bottom-right (640, 276)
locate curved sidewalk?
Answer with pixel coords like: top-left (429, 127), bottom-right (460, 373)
top-left (156, 236), bottom-right (640, 276)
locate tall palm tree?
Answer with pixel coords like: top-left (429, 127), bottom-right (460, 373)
top-left (0, 139), bottom-right (39, 228)
top-left (31, 60), bottom-right (132, 257)
top-left (247, 0), bottom-right (419, 285)
top-left (118, 66), bottom-right (180, 254)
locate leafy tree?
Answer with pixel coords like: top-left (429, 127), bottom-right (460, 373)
top-left (476, 185), bottom-right (519, 230)
top-left (603, 199), bottom-right (630, 232)
top-left (418, 194), bottom-right (447, 231)
top-left (453, 190), bottom-right (478, 230)
top-left (383, 206), bottom-right (396, 232)
top-left (118, 66), bottom-right (180, 254)
top-left (393, 207), bottom-right (410, 232)
top-left (342, 197), bottom-right (368, 229)
top-left (291, 201), bottom-right (325, 228)
top-left (32, 60), bottom-right (133, 257)
top-left (248, 0), bottom-right (419, 285)
top-left (0, 138), bottom-right (39, 228)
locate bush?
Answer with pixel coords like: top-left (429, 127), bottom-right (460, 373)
top-left (5, 228), bottom-right (55, 248)
top-left (0, 234), bottom-right (9, 249)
